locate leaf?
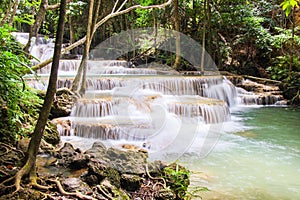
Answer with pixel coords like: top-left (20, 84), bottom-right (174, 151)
top-left (280, 0), bottom-right (300, 16)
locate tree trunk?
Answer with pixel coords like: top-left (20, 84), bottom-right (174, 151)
top-left (69, 16), bottom-right (75, 54)
top-left (0, 0), bottom-right (12, 26)
top-left (72, 0), bottom-right (102, 95)
top-left (290, 7), bottom-right (295, 72)
top-left (173, 0), bottom-right (181, 70)
top-left (24, 0), bottom-right (48, 53)
top-left (15, 0), bottom-right (67, 187)
top-left (8, 0), bottom-right (19, 26)
top-left (80, 0), bottom-right (101, 95)
top-left (200, 0), bottom-right (207, 75)
top-left (24, 0), bottom-right (66, 54)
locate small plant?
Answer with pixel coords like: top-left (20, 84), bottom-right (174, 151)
top-left (163, 163), bottom-right (190, 199)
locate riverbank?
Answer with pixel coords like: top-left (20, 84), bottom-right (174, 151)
top-left (0, 139), bottom-right (191, 199)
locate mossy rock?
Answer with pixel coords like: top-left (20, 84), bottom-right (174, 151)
top-left (121, 174), bottom-right (142, 192)
top-left (43, 120), bottom-right (60, 145)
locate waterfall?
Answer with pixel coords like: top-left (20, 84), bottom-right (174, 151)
top-left (20, 36), bottom-right (285, 154)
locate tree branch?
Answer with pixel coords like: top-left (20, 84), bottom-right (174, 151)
top-left (46, 0), bottom-right (72, 10)
top-left (30, 0), bottom-right (173, 72)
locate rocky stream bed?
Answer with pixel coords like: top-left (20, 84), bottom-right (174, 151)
top-left (0, 139), bottom-right (190, 200)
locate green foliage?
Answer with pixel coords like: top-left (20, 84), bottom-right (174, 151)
top-left (267, 55), bottom-right (300, 82)
top-left (280, 0), bottom-right (299, 17)
top-left (14, 0), bottom-right (41, 26)
top-left (164, 163), bottom-right (190, 199)
top-left (0, 25), bottom-right (42, 144)
top-left (271, 27), bottom-right (300, 50)
top-left (267, 55), bottom-right (300, 103)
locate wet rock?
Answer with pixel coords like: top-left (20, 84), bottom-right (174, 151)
top-left (121, 174), bottom-right (142, 192)
top-left (57, 142), bottom-right (88, 169)
top-left (62, 177), bottom-right (92, 194)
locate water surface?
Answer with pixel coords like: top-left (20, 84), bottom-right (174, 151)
top-left (182, 106), bottom-right (300, 200)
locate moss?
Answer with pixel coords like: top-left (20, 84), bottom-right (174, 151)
top-left (43, 120), bottom-right (60, 145)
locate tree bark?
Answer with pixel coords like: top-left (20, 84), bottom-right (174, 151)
top-left (173, 0), bottom-right (181, 70)
top-left (200, 0), bottom-right (207, 75)
top-left (8, 0), bottom-right (20, 26)
top-left (0, 0), bottom-right (12, 26)
top-left (69, 16), bottom-right (75, 54)
top-left (24, 0), bottom-right (48, 53)
top-left (71, 0), bottom-right (102, 95)
top-left (13, 0), bottom-right (67, 189)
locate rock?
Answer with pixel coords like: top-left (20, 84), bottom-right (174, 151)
top-left (98, 179), bottom-right (130, 200)
top-left (62, 178), bottom-right (92, 194)
top-left (17, 137), bottom-right (30, 152)
top-left (85, 142), bottom-right (148, 175)
top-left (57, 142), bottom-right (88, 169)
top-left (92, 141), bottom-right (107, 150)
top-left (43, 120), bottom-right (60, 145)
top-left (84, 160), bottom-right (110, 185)
top-left (156, 188), bottom-right (176, 200)
top-left (85, 141), bottom-right (107, 159)
top-left (121, 174), bottom-right (142, 192)
top-left (50, 88), bottom-right (78, 118)
top-left (84, 158), bottom-right (121, 188)
top-left (280, 83), bottom-right (300, 105)
top-left (47, 141), bottom-right (191, 199)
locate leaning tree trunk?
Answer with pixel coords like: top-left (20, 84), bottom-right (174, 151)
top-left (200, 0), bottom-right (207, 75)
top-left (8, 0), bottom-right (19, 26)
top-left (13, 0), bottom-right (67, 191)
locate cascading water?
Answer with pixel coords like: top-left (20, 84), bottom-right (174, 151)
top-left (20, 31), bottom-right (298, 199)
top-left (26, 58), bottom-right (298, 199)
top-left (25, 57), bottom-right (285, 151)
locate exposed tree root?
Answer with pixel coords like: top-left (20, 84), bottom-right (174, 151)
top-left (50, 178), bottom-right (97, 200)
top-left (145, 163), bottom-right (166, 188)
top-left (291, 90), bottom-right (300, 103)
top-left (0, 142), bottom-right (24, 158)
top-left (96, 185), bottom-right (114, 200)
top-left (29, 172), bottom-right (51, 191)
